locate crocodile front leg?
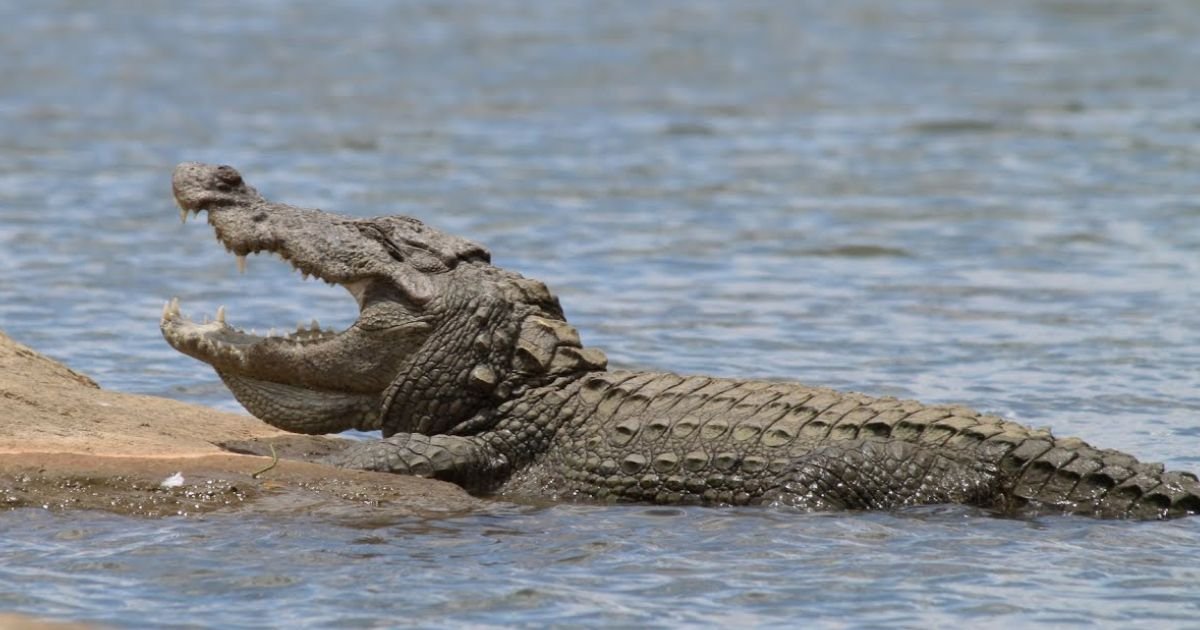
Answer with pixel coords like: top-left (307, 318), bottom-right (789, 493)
top-left (326, 433), bottom-right (511, 493)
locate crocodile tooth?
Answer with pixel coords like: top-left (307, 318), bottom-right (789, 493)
top-left (236, 255), bottom-right (247, 274)
top-left (268, 327), bottom-right (277, 338)
top-left (216, 305), bottom-right (226, 324)
top-left (161, 300), bottom-right (171, 323)
top-left (311, 318), bottom-right (320, 331)
top-left (180, 208), bottom-right (188, 224)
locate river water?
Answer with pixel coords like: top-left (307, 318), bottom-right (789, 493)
top-left (2, 1), bottom-right (1199, 627)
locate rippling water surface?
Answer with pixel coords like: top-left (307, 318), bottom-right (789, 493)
top-left (2, 1), bottom-right (1199, 627)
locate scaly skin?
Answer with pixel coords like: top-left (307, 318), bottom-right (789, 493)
top-left (163, 162), bottom-right (1200, 519)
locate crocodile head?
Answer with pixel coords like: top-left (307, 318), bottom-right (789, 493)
top-left (162, 162), bottom-right (605, 436)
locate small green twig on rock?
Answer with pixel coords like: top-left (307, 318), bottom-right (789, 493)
top-left (251, 443), bottom-right (279, 479)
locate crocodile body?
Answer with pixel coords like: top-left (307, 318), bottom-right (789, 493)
top-left (162, 162), bottom-right (1200, 518)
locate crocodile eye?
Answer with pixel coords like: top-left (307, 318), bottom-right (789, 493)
top-left (404, 248), bottom-right (448, 273)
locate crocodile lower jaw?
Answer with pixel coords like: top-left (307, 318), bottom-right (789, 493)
top-left (160, 297), bottom-right (341, 368)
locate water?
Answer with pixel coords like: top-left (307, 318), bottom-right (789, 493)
top-left (3, 506), bottom-right (1197, 628)
top-left (2, 0), bottom-right (1199, 626)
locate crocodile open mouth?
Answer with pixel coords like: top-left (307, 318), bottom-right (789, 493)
top-left (158, 232), bottom-right (423, 435)
top-left (158, 208), bottom-right (361, 372)
top-left (160, 297), bottom-right (342, 368)
top-left (158, 206), bottom-right (375, 392)
top-left (160, 159), bottom-right (436, 386)
top-left (160, 281), bottom-right (391, 435)
top-left (161, 161), bottom-right (474, 433)
top-left (158, 233), bottom-right (427, 393)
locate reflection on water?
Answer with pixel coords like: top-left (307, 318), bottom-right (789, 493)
top-left (2, 0), bottom-right (1200, 627)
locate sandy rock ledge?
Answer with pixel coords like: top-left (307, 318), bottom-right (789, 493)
top-left (0, 330), bottom-right (481, 518)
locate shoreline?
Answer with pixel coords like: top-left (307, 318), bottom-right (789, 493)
top-left (0, 330), bottom-right (480, 518)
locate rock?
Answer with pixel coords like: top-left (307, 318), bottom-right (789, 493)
top-left (0, 612), bottom-right (96, 629)
top-left (0, 329), bottom-right (481, 518)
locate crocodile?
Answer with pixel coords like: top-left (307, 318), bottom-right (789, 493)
top-left (162, 162), bottom-right (1200, 519)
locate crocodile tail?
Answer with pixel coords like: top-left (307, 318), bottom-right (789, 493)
top-left (988, 436), bottom-right (1200, 519)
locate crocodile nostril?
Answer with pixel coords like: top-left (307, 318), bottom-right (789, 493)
top-left (215, 165), bottom-right (243, 187)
